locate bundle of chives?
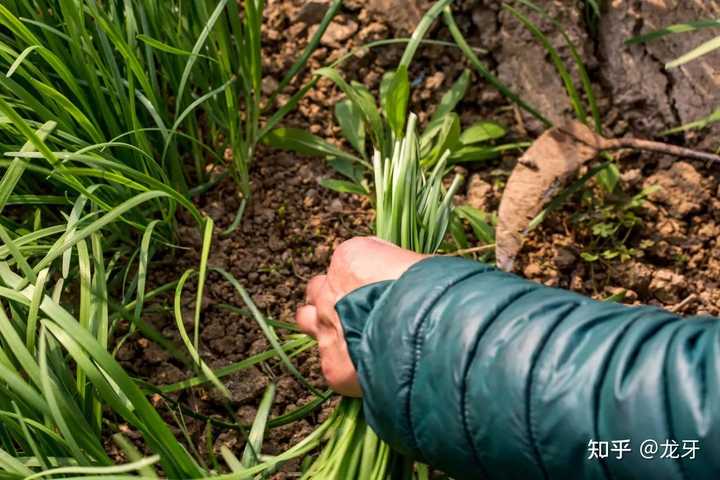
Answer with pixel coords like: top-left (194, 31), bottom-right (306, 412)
top-left (301, 113), bottom-right (462, 479)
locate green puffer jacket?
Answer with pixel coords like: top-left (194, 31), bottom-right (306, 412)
top-left (335, 257), bottom-right (719, 480)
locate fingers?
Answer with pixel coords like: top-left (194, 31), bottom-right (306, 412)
top-left (305, 274), bottom-right (327, 305)
top-left (317, 332), bottom-right (363, 397)
top-left (297, 269), bottom-right (362, 397)
top-left (329, 236), bottom-right (427, 293)
top-left (295, 305), bottom-right (318, 337)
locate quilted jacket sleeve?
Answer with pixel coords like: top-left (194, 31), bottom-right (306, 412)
top-left (335, 256), bottom-right (720, 480)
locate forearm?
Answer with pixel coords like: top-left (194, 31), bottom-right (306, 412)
top-left (336, 256), bottom-right (720, 480)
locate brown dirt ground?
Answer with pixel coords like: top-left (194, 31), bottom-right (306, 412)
top-left (112, 0), bottom-right (720, 476)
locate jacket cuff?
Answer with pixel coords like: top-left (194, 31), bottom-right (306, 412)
top-left (334, 256), bottom-right (494, 461)
top-left (335, 279), bottom-right (393, 369)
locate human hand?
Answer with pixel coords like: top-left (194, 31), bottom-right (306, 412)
top-left (296, 237), bottom-right (426, 396)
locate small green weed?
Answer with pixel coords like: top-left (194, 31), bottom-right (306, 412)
top-left (574, 186), bottom-right (658, 264)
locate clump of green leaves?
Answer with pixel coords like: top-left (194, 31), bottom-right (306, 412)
top-left (0, 0), bottom-right (340, 200)
top-left (268, 66), bottom-right (513, 198)
top-left (574, 186), bottom-right (658, 264)
top-left (0, 0), bottom-right (344, 478)
top-left (298, 114), bottom-right (464, 480)
top-left (374, 114), bottom-right (464, 251)
top-left (267, 2), bottom-right (478, 477)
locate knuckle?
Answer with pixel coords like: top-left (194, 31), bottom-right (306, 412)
top-left (332, 237), bottom-right (367, 263)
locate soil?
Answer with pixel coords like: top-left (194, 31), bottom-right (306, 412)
top-left (113, 0), bottom-right (720, 476)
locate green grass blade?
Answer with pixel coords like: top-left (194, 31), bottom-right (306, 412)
top-left (241, 383), bottom-right (276, 467)
top-left (0, 225), bottom-right (35, 284)
top-left (152, 337), bottom-right (311, 394)
top-left (19, 292), bottom-right (203, 477)
top-left (0, 446), bottom-right (33, 478)
top-left (515, 0), bottom-right (601, 131)
top-left (26, 268), bottom-right (48, 353)
top-left (504, 4), bottom-right (587, 124)
top-left (398, 0), bottom-right (453, 68)
top-left (137, 33), bottom-right (214, 61)
top-left (37, 327), bottom-right (91, 465)
top-left (212, 267), bottom-right (323, 396)
top-left (162, 78), bottom-right (235, 165)
top-left (175, 0), bottom-right (228, 114)
top-left (194, 218), bottom-right (213, 351)
top-left (112, 434), bottom-right (159, 479)
top-left (0, 121), bottom-right (56, 214)
top-left (34, 191), bottom-right (170, 273)
top-left (220, 446), bottom-right (244, 473)
top-left (443, 7), bottom-right (551, 127)
top-left (134, 219), bottom-right (159, 323)
top-left (269, 0), bottom-right (342, 103)
top-left (666, 35), bottom-right (720, 68)
top-left (173, 268), bottom-right (230, 397)
top-left (5, 45), bottom-right (38, 77)
top-left (24, 455), bottom-right (160, 480)
top-left (662, 107), bottom-right (720, 134)
top-left (626, 20), bottom-right (720, 45)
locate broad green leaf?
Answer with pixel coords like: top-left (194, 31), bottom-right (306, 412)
top-left (265, 127), bottom-right (365, 165)
top-left (450, 142), bottom-right (528, 164)
top-left (335, 98), bottom-right (366, 157)
top-left (381, 66), bottom-right (410, 138)
top-left (428, 69), bottom-right (470, 129)
top-left (423, 113), bottom-right (461, 167)
top-left (455, 205), bottom-right (495, 244)
top-left (604, 289), bottom-right (627, 302)
top-left (596, 162), bottom-right (620, 193)
top-left (460, 121), bottom-right (507, 144)
top-left (316, 67), bottom-right (386, 153)
top-left (450, 145), bottom-right (502, 163)
top-left (327, 157), bottom-right (367, 184)
top-left (319, 178), bottom-right (367, 195)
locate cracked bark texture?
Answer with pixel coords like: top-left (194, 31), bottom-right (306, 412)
top-left (599, 1), bottom-right (720, 139)
top-left (371, 1), bottom-right (719, 143)
top-left (494, 0), bottom-right (595, 133)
